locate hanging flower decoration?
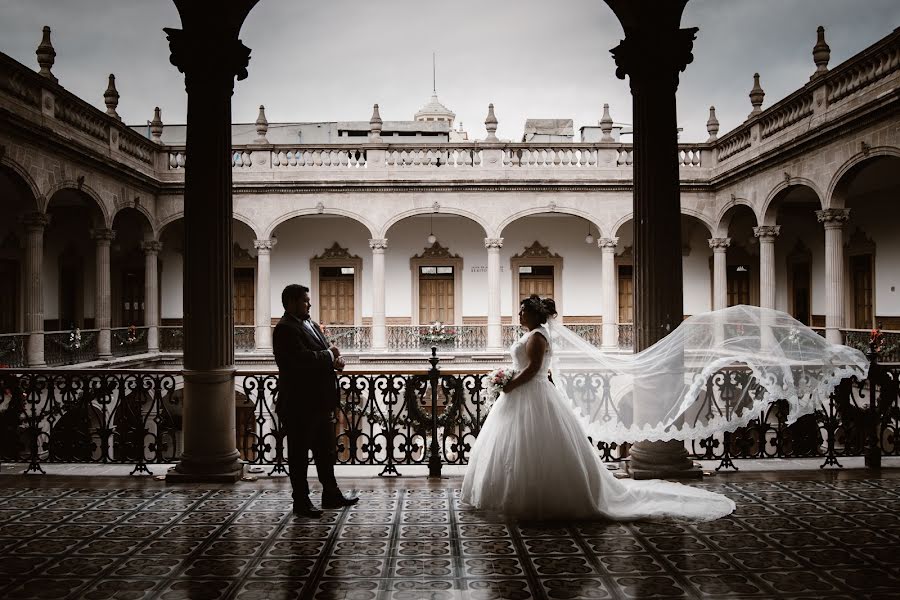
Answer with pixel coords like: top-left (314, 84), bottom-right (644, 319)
top-left (419, 321), bottom-right (457, 344)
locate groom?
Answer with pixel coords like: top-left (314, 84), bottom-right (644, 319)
top-left (273, 284), bottom-right (358, 517)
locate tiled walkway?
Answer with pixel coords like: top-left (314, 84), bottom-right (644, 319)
top-left (0, 471), bottom-right (898, 599)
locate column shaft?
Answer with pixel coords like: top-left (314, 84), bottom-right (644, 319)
top-left (754, 226), bottom-right (780, 310)
top-left (91, 228), bottom-right (114, 358)
top-left (599, 238), bottom-right (618, 348)
top-left (254, 239), bottom-right (275, 352)
top-left (370, 239), bottom-right (387, 350)
top-left (818, 209), bottom-right (850, 344)
top-left (485, 238), bottom-right (503, 351)
top-left (23, 213), bottom-right (49, 366)
top-left (709, 238), bottom-right (730, 310)
top-left (141, 241), bottom-right (162, 352)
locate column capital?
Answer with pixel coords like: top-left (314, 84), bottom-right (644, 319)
top-left (369, 238), bottom-right (388, 251)
top-left (140, 240), bottom-right (163, 255)
top-left (816, 208), bottom-right (850, 227)
top-left (90, 228), bottom-right (116, 243)
top-left (598, 237), bottom-right (619, 250)
top-left (484, 237), bottom-right (504, 249)
top-left (21, 212), bottom-right (50, 230)
top-left (753, 225), bottom-right (781, 240)
top-left (708, 237), bottom-right (731, 250)
top-left (253, 238), bottom-right (277, 253)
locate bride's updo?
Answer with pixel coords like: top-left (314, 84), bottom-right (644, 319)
top-left (521, 294), bottom-right (557, 325)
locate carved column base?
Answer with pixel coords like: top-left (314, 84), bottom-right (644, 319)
top-left (627, 440), bottom-right (702, 480)
top-left (26, 332), bottom-right (45, 367)
top-left (167, 368), bottom-right (243, 483)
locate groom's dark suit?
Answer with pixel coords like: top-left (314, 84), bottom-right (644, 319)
top-left (272, 312), bottom-right (339, 502)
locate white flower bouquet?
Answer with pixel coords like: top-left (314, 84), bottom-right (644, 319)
top-left (484, 366), bottom-right (517, 407)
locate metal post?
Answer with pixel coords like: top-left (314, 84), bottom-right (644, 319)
top-left (864, 329), bottom-right (882, 469)
top-left (427, 346), bottom-right (442, 478)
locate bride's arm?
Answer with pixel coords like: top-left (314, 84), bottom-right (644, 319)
top-left (503, 334), bottom-right (548, 393)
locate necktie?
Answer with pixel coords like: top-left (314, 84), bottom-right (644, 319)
top-left (304, 319), bottom-right (326, 347)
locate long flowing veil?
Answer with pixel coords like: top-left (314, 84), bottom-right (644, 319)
top-left (545, 305), bottom-right (868, 443)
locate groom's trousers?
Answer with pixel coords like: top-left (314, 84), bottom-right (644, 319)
top-left (284, 412), bottom-right (338, 500)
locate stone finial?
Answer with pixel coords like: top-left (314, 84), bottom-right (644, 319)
top-left (254, 105), bottom-right (269, 143)
top-left (706, 106), bottom-right (719, 142)
top-left (369, 104), bottom-right (383, 139)
top-left (599, 103), bottom-right (614, 142)
top-left (36, 26), bottom-right (57, 83)
top-left (811, 25), bottom-right (831, 80)
top-left (484, 103), bottom-right (498, 142)
top-left (748, 73), bottom-right (765, 118)
top-left (149, 107), bottom-right (163, 143)
top-left (104, 74), bottom-right (120, 120)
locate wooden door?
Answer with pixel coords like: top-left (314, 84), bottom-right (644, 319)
top-left (851, 254), bottom-right (873, 328)
top-left (233, 268), bottom-right (255, 326)
top-left (0, 260), bottom-right (18, 333)
top-left (319, 267), bottom-right (355, 325)
top-left (727, 265), bottom-right (751, 306)
top-left (121, 269), bottom-right (145, 326)
top-left (419, 267), bottom-right (454, 324)
top-left (618, 265), bottom-right (633, 323)
top-left (519, 265), bottom-right (554, 302)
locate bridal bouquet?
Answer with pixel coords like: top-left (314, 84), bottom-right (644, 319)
top-left (485, 367), bottom-right (517, 407)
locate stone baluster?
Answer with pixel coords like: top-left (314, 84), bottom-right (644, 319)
top-left (141, 241), bottom-right (162, 352)
top-left (91, 228), bottom-right (115, 359)
top-left (754, 226), bottom-right (780, 310)
top-left (599, 237), bottom-right (619, 348)
top-left (253, 238), bottom-right (276, 352)
top-left (607, 0), bottom-right (700, 478)
top-left (22, 212), bottom-right (49, 366)
top-left (370, 238), bottom-right (388, 351)
top-left (485, 238), bottom-right (503, 351)
top-left (817, 209), bottom-right (850, 344)
top-left (163, 0), bottom-right (258, 482)
top-left (708, 238), bottom-right (731, 310)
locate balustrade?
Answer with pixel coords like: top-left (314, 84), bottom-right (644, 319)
top-left (0, 334), bottom-right (27, 368)
top-left (43, 329), bottom-right (99, 366)
top-left (111, 326), bottom-right (150, 357)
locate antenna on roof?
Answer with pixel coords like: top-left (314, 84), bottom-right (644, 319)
top-left (432, 52), bottom-right (436, 94)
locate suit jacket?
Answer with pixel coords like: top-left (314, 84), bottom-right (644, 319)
top-left (272, 312), bottom-right (339, 419)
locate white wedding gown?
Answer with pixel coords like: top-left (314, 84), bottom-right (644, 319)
top-left (461, 325), bottom-right (736, 521)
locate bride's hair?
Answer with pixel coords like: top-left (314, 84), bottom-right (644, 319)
top-left (521, 294), bottom-right (557, 324)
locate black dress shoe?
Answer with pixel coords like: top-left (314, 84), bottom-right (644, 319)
top-left (293, 499), bottom-right (323, 518)
top-left (321, 493), bottom-right (359, 509)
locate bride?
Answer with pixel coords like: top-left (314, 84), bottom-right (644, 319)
top-left (460, 295), bottom-right (868, 521)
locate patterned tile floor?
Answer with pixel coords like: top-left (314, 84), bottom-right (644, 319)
top-left (0, 472), bottom-right (898, 599)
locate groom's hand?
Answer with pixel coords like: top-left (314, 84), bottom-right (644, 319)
top-left (334, 356), bottom-right (346, 371)
top-left (329, 345), bottom-right (341, 359)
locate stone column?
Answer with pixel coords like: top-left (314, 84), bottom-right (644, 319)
top-left (817, 209), bottom-right (850, 344)
top-left (599, 237), bottom-right (619, 348)
top-left (253, 239), bottom-right (275, 353)
top-left (164, 0), bottom-right (258, 482)
top-left (485, 238), bottom-right (503, 351)
top-left (607, 0), bottom-right (700, 478)
top-left (370, 238), bottom-right (388, 351)
top-left (141, 240), bottom-right (162, 353)
top-left (22, 212), bottom-right (49, 366)
top-left (754, 226), bottom-right (780, 310)
top-left (708, 238), bottom-right (731, 310)
top-left (91, 228), bottom-right (115, 359)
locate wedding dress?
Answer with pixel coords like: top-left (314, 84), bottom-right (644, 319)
top-left (460, 324), bottom-right (737, 521)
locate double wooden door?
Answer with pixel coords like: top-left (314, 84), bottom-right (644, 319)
top-left (319, 267), bottom-right (355, 325)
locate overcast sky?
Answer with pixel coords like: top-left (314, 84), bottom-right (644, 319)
top-left (1, 1), bottom-right (898, 142)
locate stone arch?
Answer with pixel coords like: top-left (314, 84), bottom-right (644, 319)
top-left (381, 206), bottom-right (488, 239)
top-left (713, 196), bottom-right (757, 237)
top-left (826, 146), bottom-right (900, 208)
top-left (265, 208), bottom-right (375, 240)
top-left (0, 156), bottom-right (41, 211)
top-left (497, 206), bottom-right (603, 239)
top-left (610, 208), bottom-right (714, 239)
top-left (760, 178), bottom-right (825, 225)
top-left (112, 202), bottom-right (155, 233)
top-left (44, 180), bottom-right (110, 226)
top-left (158, 210), bottom-right (261, 240)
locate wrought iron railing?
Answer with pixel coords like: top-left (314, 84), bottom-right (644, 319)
top-left (385, 325), bottom-right (488, 351)
top-left (502, 325), bottom-right (522, 348)
top-left (234, 326), bottom-right (256, 351)
top-left (158, 326), bottom-right (258, 352)
top-left (567, 324), bottom-right (603, 347)
top-left (44, 329), bottom-right (99, 366)
top-left (322, 326), bottom-right (371, 351)
top-left (111, 326), bottom-right (149, 357)
top-left (0, 334), bottom-right (27, 368)
top-left (618, 323), bottom-right (633, 349)
top-left (1, 344), bottom-right (895, 475)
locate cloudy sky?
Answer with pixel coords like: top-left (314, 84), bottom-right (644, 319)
top-left (1, 0), bottom-right (898, 142)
